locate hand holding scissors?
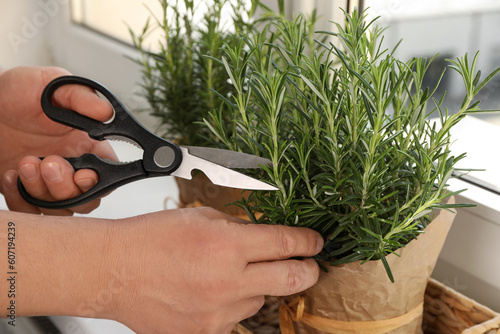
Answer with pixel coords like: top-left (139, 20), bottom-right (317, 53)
top-left (18, 76), bottom-right (277, 209)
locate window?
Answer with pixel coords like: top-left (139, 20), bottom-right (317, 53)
top-left (363, 0), bottom-right (500, 195)
top-left (54, 0), bottom-right (358, 130)
top-left (364, 0), bottom-right (500, 124)
top-left (69, 0), bottom-right (360, 51)
top-left (70, 0), bottom-right (260, 52)
top-left (70, 0), bottom-right (164, 48)
top-left (55, 0), bottom-right (500, 128)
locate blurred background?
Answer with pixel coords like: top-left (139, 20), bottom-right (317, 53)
top-left (366, 0), bottom-right (500, 123)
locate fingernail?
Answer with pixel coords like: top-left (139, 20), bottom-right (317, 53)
top-left (3, 171), bottom-right (18, 190)
top-left (76, 178), bottom-right (97, 191)
top-left (19, 164), bottom-right (38, 182)
top-left (316, 237), bottom-right (324, 253)
top-left (41, 162), bottom-right (62, 182)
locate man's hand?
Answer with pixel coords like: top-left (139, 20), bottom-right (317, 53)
top-left (0, 66), bottom-right (117, 215)
top-left (88, 208), bottom-right (323, 334)
top-left (9, 206), bottom-right (322, 334)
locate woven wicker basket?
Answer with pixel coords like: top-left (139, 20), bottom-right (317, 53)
top-left (232, 278), bottom-right (500, 334)
top-left (423, 278), bottom-right (500, 334)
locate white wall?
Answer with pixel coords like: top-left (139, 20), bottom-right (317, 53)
top-left (0, 0), bottom-right (60, 70)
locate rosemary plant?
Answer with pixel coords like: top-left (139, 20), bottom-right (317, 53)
top-left (205, 9), bottom-right (500, 281)
top-left (130, 0), bottom-right (259, 146)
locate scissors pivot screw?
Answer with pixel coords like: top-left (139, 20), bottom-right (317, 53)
top-left (153, 146), bottom-right (177, 168)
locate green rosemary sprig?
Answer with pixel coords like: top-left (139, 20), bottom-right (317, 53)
top-left (205, 9), bottom-right (500, 282)
top-left (129, 0), bottom-right (260, 146)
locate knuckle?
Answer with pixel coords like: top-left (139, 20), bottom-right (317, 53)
top-left (283, 261), bottom-right (303, 295)
top-left (276, 228), bottom-right (297, 259)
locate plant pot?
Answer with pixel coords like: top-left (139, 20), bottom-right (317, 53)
top-left (174, 173), bottom-right (248, 217)
top-left (234, 276), bottom-right (500, 334)
top-left (280, 197), bottom-right (456, 334)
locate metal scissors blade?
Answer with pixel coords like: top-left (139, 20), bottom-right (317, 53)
top-left (183, 146), bottom-right (273, 169)
top-left (171, 147), bottom-right (278, 191)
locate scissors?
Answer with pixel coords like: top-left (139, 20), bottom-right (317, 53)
top-left (17, 76), bottom-right (277, 209)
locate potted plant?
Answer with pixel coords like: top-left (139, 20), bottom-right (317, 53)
top-left (130, 0), bottom-right (261, 214)
top-left (205, 8), bottom-right (500, 333)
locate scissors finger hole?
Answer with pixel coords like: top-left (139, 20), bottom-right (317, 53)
top-left (95, 91), bottom-right (116, 124)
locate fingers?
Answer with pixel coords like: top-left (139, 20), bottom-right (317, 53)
top-left (17, 156), bottom-right (50, 200)
top-left (185, 209), bottom-right (323, 297)
top-left (73, 169), bottom-right (102, 214)
top-left (243, 258), bottom-right (320, 297)
top-left (2, 170), bottom-right (41, 215)
top-left (14, 156), bottom-right (100, 215)
top-left (52, 82), bottom-right (114, 122)
top-left (227, 221), bottom-right (323, 297)
top-left (240, 224), bottom-right (324, 263)
top-left (74, 169), bottom-right (98, 192)
top-left (7, 158), bottom-right (72, 216)
top-left (39, 66), bottom-right (114, 123)
top-left (18, 156), bottom-right (79, 201)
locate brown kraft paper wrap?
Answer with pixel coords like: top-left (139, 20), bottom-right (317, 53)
top-left (174, 173), bottom-right (249, 216)
top-left (281, 197), bottom-right (456, 334)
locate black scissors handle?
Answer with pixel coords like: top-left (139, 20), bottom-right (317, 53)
top-left (17, 154), bottom-right (147, 209)
top-left (40, 76), bottom-right (182, 174)
top-left (17, 76), bottom-right (183, 209)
